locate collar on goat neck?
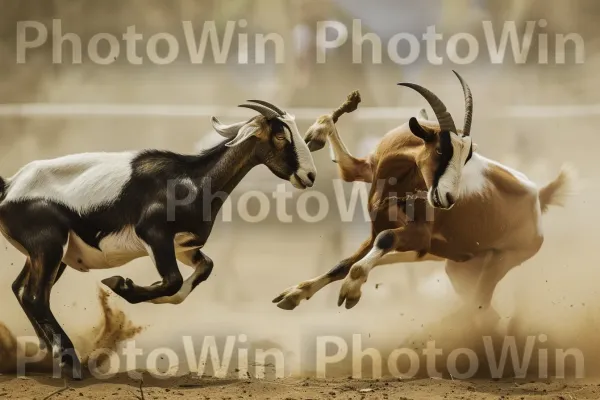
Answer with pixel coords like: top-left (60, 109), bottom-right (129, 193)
top-left (372, 191), bottom-right (429, 212)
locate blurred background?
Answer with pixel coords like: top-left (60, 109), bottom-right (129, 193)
top-left (0, 0), bottom-right (599, 377)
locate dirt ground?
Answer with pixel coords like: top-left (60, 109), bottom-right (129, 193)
top-left (2, 374), bottom-right (600, 400)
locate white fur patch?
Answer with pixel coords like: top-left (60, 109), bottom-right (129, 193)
top-left (63, 226), bottom-right (147, 270)
top-left (150, 264), bottom-right (208, 305)
top-left (534, 196), bottom-right (543, 237)
top-left (435, 134), bottom-right (473, 207)
top-left (63, 227), bottom-right (202, 271)
top-left (456, 153), bottom-right (538, 202)
top-left (280, 113), bottom-right (316, 183)
top-left (485, 157), bottom-right (537, 192)
top-left (357, 247), bottom-right (385, 273)
top-left (100, 226), bottom-right (147, 262)
top-left (4, 152), bottom-right (135, 213)
top-left (458, 153), bottom-right (489, 197)
top-left (478, 155), bottom-right (537, 193)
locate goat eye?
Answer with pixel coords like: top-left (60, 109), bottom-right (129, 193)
top-left (435, 149), bottom-right (442, 155)
top-left (275, 134), bottom-right (286, 141)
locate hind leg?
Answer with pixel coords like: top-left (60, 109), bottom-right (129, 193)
top-left (445, 258), bottom-right (484, 303)
top-left (443, 250), bottom-right (531, 329)
top-left (443, 256), bottom-right (500, 328)
top-left (12, 259), bottom-right (51, 350)
top-left (22, 244), bottom-right (82, 379)
top-left (1, 202), bottom-right (81, 378)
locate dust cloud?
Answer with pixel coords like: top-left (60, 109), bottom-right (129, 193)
top-left (0, 288), bottom-right (142, 374)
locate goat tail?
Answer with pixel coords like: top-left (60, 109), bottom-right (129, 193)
top-left (538, 163), bottom-right (578, 214)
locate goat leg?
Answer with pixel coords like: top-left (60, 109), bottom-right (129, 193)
top-left (102, 228), bottom-right (183, 304)
top-left (304, 117), bottom-right (373, 182)
top-left (149, 249), bottom-right (214, 305)
top-left (338, 224), bottom-right (432, 309)
top-left (273, 237), bottom-right (374, 310)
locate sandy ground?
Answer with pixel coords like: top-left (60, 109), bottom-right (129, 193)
top-left (3, 374), bottom-right (600, 400)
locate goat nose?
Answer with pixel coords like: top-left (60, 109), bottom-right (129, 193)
top-left (307, 172), bottom-right (316, 184)
top-left (446, 193), bottom-right (455, 206)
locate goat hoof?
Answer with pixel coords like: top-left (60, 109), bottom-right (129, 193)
top-left (307, 140), bottom-right (326, 152)
top-left (60, 356), bottom-right (83, 380)
top-left (273, 285), bottom-right (307, 310)
top-left (337, 293), bottom-right (346, 307)
top-left (101, 276), bottom-right (131, 295)
top-left (338, 292), bottom-right (361, 309)
top-left (344, 297), bottom-right (360, 309)
top-left (276, 297), bottom-right (298, 311)
top-left (338, 277), bottom-right (363, 309)
top-left (272, 293), bottom-right (285, 303)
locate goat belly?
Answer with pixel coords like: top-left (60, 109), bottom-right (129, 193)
top-left (63, 228), bottom-right (147, 271)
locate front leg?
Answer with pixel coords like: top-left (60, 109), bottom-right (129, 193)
top-left (273, 237), bottom-right (374, 310)
top-left (149, 249), bottom-right (214, 305)
top-left (338, 224), bottom-right (432, 309)
top-left (304, 115), bottom-right (373, 182)
top-left (101, 227), bottom-right (183, 304)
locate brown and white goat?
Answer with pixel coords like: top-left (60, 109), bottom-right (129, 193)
top-left (273, 71), bottom-right (574, 314)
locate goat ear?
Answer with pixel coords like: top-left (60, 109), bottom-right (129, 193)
top-left (212, 116), bottom-right (246, 138)
top-left (225, 123), bottom-right (260, 147)
top-left (409, 117), bottom-right (435, 143)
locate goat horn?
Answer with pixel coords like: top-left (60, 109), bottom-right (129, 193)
top-left (397, 82), bottom-right (457, 134)
top-left (452, 70), bottom-right (473, 137)
top-left (238, 103), bottom-right (280, 120)
top-left (247, 100), bottom-right (285, 116)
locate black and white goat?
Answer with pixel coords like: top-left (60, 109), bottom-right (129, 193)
top-left (0, 100), bottom-right (316, 378)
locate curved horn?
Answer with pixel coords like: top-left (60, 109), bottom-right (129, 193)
top-left (247, 99), bottom-right (285, 116)
top-left (452, 70), bottom-right (473, 137)
top-left (211, 116), bottom-right (246, 138)
top-left (238, 103), bottom-right (280, 120)
top-left (397, 82), bottom-right (457, 134)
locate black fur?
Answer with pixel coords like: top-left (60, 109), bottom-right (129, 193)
top-left (432, 131), bottom-right (454, 188)
top-left (408, 117), bottom-right (435, 142)
top-left (0, 177), bottom-right (5, 201)
top-left (376, 231), bottom-right (396, 251)
top-left (466, 142), bottom-right (473, 163)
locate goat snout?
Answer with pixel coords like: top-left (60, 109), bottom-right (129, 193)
top-left (429, 187), bottom-right (455, 210)
top-left (446, 193), bottom-right (456, 207)
top-left (293, 170), bottom-right (316, 188)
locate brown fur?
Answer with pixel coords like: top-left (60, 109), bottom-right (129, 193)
top-left (274, 98), bottom-right (573, 315)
